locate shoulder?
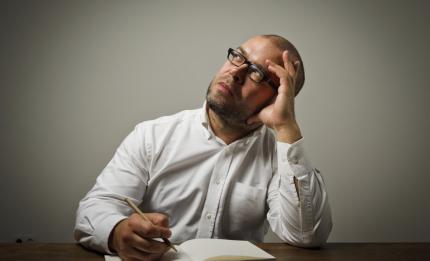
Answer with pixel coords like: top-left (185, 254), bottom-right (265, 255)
top-left (133, 108), bottom-right (201, 136)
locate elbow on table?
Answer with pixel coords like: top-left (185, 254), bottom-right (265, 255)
top-left (294, 232), bottom-right (329, 248)
top-left (300, 224), bottom-right (332, 248)
top-left (286, 220), bottom-right (333, 248)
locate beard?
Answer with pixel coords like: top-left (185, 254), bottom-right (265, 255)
top-left (205, 80), bottom-right (251, 128)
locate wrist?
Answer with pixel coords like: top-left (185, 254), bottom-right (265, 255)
top-left (108, 219), bottom-right (126, 253)
top-left (275, 122), bottom-right (302, 144)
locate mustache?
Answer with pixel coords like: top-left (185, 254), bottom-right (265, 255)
top-left (220, 75), bottom-right (241, 87)
top-left (208, 74), bottom-right (243, 98)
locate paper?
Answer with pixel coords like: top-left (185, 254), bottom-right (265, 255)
top-left (105, 238), bottom-right (274, 261)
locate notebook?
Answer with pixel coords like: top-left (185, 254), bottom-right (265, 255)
top-left (105, 238), bottom-right (275, 261)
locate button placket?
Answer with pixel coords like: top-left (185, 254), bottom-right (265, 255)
top-left (196, 146), bottom-right (234, 238)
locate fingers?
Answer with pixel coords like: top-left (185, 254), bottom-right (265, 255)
top-left (294, 60), bottom-right (301, 73)
top-left (145, 212), bottom-right (170, 227)
top-left (282, 51), bottom-right (297, 77)
top-left (283, 50), bottom-right (301, 75)
top-left (247, 102), bottom-right (275, 126)
top-left (135, 223), bottom-right (172, 239)
top-left (129, 234), bottom-right (170, 254)
top-left (112, 214), bottom-right (172, 261)
top-left (247, 114), bottom-right (263, 126)
top-left (128, 213), bottom-right (172, 238)
top-left (266, 59), bottom-right (286, 79)
top-left (229, 63), bottom-right (248, 73)
top-left (266, 51), bottom-right (300, 95)
top-left (236, 63), bottom-right (248, 70)
top-left (266, 59), bottom-right (289, 94)
top-left (266, 51), bottom-right (300, 79)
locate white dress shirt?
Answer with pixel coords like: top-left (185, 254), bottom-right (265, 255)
top-left (74, 103), bottom-right (332, 253)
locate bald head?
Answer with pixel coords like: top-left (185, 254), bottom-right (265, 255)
top-left (259, 34), bottom-right (305, 95)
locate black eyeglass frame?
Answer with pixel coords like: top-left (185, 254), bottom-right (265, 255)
top-left (227, 48), bottom-right (278, 91)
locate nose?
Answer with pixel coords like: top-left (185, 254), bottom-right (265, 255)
top-left (228, 63), bottom-right (248, 85)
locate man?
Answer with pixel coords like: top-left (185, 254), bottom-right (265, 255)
top-left (74, 34), bottom-right (332, 260)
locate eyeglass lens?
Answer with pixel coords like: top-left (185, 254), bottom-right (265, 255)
top-left (228, 49), bottom-right (265, 83)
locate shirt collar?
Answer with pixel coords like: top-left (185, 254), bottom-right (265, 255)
top-left (199, 100), bottom-right (266, 140)
top-left (200, 101), bottom-right (209, 129)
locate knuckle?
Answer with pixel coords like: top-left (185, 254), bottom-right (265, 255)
top-left (128, 215), bottom-right (140, 229)
top-left (146, 225), bottom-right (157, 235)
top-left (162, 228), bottom-right (171, 237)
top-left (158, 215), bottom-right (169, 224)
top-left (122, 233), bottom-right (133, 244)
top-left (141, 222), bottom-right (154, 235)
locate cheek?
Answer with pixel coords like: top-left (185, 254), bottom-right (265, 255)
top-left (242, 83), bottom-right (274, 99)
top-left (241, 85), bottom-right (275, 108)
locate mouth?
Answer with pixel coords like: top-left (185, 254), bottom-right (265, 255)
top-left (217, 82), bottom-right (233, 97)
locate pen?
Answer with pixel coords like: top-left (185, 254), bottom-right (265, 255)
top-left (124, 198), bottom-right (177, 252)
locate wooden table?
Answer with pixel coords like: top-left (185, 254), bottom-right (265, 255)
top-left (0, 243), bottom-right (429, 260)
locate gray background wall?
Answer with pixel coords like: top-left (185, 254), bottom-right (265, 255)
top-left (1, 0), bottom-right (429, 243)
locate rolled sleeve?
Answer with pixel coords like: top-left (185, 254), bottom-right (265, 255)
top-left (268, 138), bottom-right (332, 247)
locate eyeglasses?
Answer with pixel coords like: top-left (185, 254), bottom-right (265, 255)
top-left (227, 48), bottom-right (277, 91)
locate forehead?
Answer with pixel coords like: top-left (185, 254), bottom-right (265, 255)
top-left (239, 37), bottom-right (283, 65)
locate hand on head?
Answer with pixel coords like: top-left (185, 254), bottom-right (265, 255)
top-left (247, 50), bottom-right (300, 128)
top-left (246, 50), bottom-right (303, 143)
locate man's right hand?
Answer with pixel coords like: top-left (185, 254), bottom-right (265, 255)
top-left (109, 213), bottom-right (172, 261)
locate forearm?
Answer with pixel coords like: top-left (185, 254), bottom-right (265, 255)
top-left (74, 185), bottom-right (129, 254)
top-left (275, 120), bottom-right (302, 144)
top-left (74, 124), bottom-right (150, 253)
top-left (74, 168), bottom-right (147, 254)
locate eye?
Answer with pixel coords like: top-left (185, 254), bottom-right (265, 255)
top-left (231, 52), bottom-right (244, 63)
top-left (249, 67), bottom-right (264, 82)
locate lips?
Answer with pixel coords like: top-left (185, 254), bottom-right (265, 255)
top-left (217, 82), bottom-right (233, 97)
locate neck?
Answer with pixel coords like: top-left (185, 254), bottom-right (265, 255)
top-left (207, 108), bottom-right (257, 145)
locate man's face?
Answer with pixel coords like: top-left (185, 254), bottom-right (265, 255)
top-left (206, 36), bottom-right (283, 125)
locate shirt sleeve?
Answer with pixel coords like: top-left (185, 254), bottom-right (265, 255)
top-left (73, 123), bottom-right (150, 254)
top-left (266, 138), bottom-right (332, 247)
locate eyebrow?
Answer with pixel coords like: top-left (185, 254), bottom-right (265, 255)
top-left (237, 46), bottom-right (268, 74)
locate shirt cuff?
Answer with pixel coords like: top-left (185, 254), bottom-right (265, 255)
top-left (277, 138), bottom-right (313, 179)
top-left (94, 214), bottom-right (128, 254)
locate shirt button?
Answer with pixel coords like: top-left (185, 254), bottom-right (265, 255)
top-left (215, 179), bottom-right (221, 185)
top-left (206, 213), bottom-right (212, 220)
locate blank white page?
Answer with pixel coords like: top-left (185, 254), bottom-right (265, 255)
top-left (180, 239), bottom-right (275, 260)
